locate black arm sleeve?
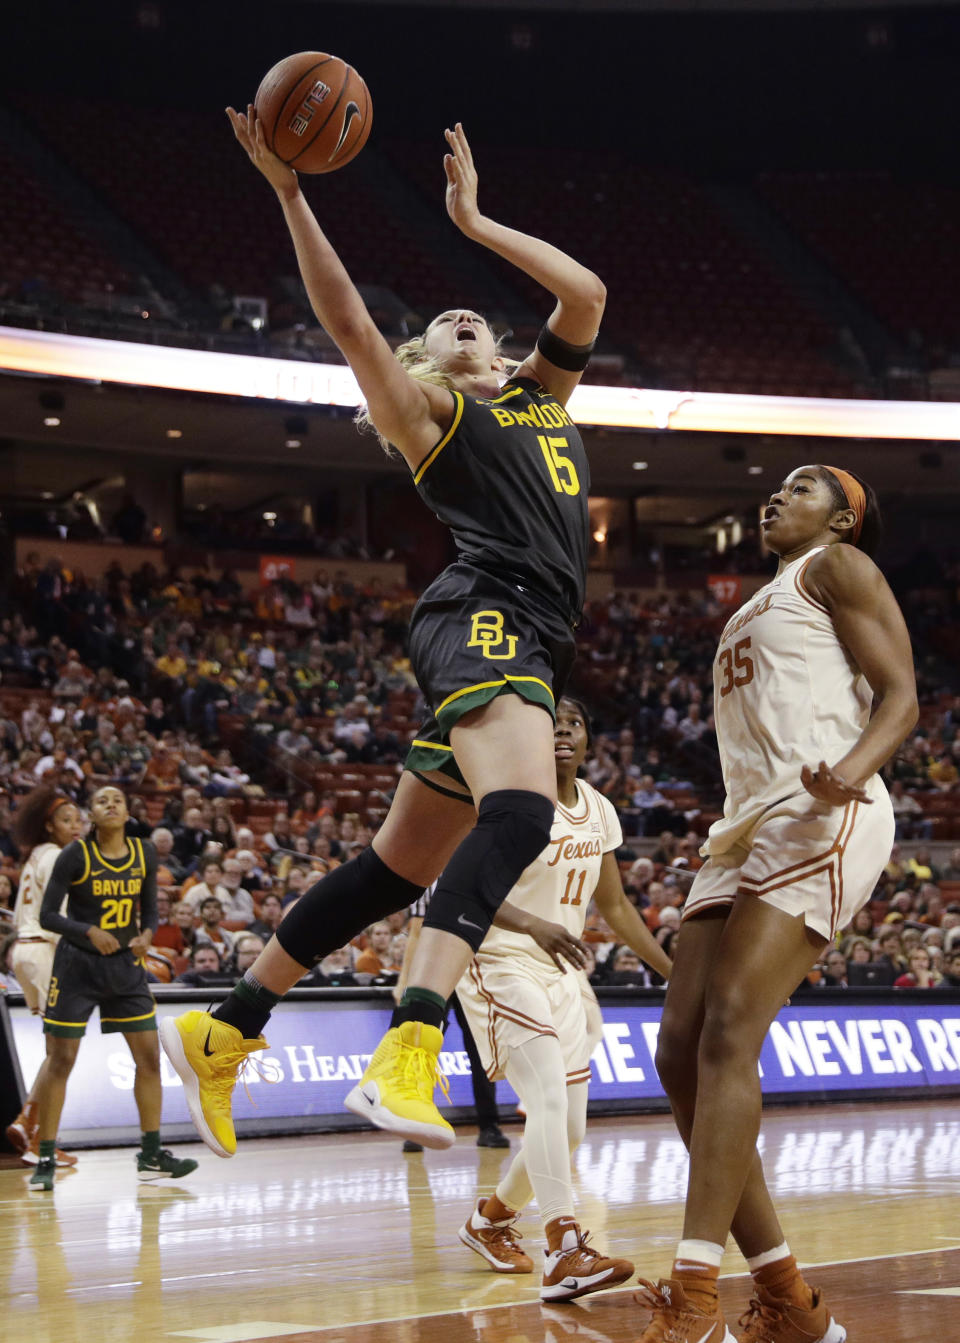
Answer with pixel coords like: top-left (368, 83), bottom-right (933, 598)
top-left (536, 323), bottom-right (596, 372)
top-left (39, 842), bottom-right (92, 948)
top-left (139, 842), bottom-right (158, 936)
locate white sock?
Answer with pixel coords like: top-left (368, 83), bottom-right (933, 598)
top-left (675, 1239), bottom-right (725, 1270)
top-left (746, 1242), bottom-right (791, 1272)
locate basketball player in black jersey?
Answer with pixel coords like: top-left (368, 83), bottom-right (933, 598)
top-left (29, 786), bottom-right (197, 1190)
top-left (162, 113), bottom-right (604, 1157)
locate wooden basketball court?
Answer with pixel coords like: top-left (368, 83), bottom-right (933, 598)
top-left (4, 1100), bottom-right (958, 1341)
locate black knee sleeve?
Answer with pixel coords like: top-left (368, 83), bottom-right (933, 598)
top-left (275, 845), bottom-right (423, 965)
top-left (422, 789), bottom-right (555, 952)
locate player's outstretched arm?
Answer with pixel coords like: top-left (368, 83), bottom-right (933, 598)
top-left (592, 853), bottom-right (672, 981)
top-left (443, 123), bottom-right (605, 404)
top-left (226, 106), bottom-right (444, 461)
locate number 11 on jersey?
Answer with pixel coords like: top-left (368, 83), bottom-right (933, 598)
top-left (560, 868), bottom-right (587, 905)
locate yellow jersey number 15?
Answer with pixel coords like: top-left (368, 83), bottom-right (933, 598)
top-left (538, 436), bottom-right (580, 496)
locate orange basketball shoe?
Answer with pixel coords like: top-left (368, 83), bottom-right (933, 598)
top-left (5, 1112), bottom-right (33, 1156)
top-left (737, 1285), bottom-right (846, 1342)
top-left (540, 1225), bottom-right (634, 1302)
top-left (635, 1278), bottom-right (735, 1342)
top-left (457, 1198), bottom-right (534, 1273)
top-left (21, 1131), bottom-right (78, 1168)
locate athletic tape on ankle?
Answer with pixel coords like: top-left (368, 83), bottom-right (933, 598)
top-left (747, 1243), bottom-right (791, 1272)
top-left (675, 1239), bottom-right (724, 1269)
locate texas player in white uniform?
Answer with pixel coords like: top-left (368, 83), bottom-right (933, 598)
top-left (636, 467), bottom-right (917, 1343)
top-left (6, 787), bottom-right (84, 1163)
top-left (456, 697), bottom-right (672, 1302)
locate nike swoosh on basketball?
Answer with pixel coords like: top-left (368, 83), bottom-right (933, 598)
top-left (203, 1030), bottom-right (215, 1057)
top-left (331, 101), bottom-right (360, 158)
top-left (458, 913), bottom-right (483, 931)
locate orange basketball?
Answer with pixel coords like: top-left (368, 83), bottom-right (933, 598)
top-left (254, 51), bottom-right (372, 174)
top-left (144, 947), bottom-right (174, 983)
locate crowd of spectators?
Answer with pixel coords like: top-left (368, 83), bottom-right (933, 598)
top-left (2, 546), bottom-right (960, 1000)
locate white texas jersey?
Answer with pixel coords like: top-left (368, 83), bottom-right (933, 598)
top-left (13, 842), bottom-right (63, 942)
top-left (476, 779), bottom-right (622, 975)
top-left (707, 545), bottom-right (878, 855)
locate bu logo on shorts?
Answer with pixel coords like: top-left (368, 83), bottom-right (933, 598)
top-left (467, 610), bottom-right (518, 660)
top-left (47, 976), bottom-right (60, 1008)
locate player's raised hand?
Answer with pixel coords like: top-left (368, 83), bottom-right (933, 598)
top-left (801, 760), bottom-right (873, 807)
top-left (444, 123), bottom-right (482, 236)
top-left (226, 104), bottom-right (299, 198)
top-left (87, 926), bottom-right (121, 956)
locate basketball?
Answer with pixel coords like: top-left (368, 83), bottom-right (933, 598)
top-left (144, 947), bottom-right (174, 983)
top-left (254, 51), bottom-right (372, 174)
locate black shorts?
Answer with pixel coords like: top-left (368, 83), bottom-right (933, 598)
top-left (43, 941), bottom-right (157, 1038)
top-left (404, 562), bottom-right (576, 787)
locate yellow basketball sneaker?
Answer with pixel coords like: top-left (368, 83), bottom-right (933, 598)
top-left (344, 1020), bottom-right (454, 1149)
top-left (159, 1010), bottom-right (267, 1158)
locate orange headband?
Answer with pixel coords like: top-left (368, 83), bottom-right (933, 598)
top-left (821, 466), bottom-right (866, 544)
top-left (46, 796), bottom-right (70, 820)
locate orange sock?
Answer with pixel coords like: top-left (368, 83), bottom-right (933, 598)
top-left (671, 1258), bottom-right (720, 1313)
top-left (480, 1194), bottom-right (516, 1224)
top-left (755, 1254), bottom-right (814, 1311)
top-left (545, 1215), bottom-right (578, 1253)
